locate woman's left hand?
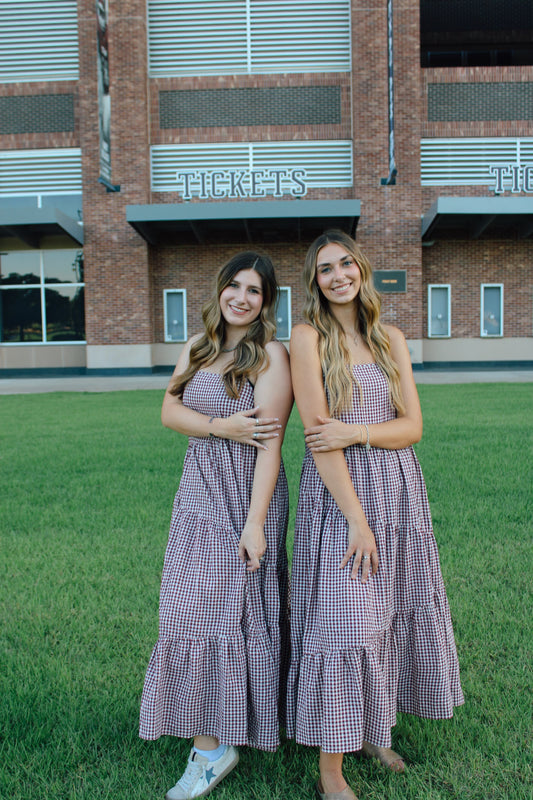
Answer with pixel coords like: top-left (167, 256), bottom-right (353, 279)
top-left (305, 415), bottom-right (358, 452)
top-left (238, 522), bottom-right (267, 572)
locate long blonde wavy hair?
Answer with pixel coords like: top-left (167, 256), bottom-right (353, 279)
top-left (169, 251), bottom-right (278, 399)
top-left (303, 229), bottom-right (405, 415)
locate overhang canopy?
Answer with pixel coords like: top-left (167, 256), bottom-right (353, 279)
top-left (422, 196), bottom-right (533, 241)
top-left (126, 199), bottom-right (360, 246)
top-left (0, 206), bottom-right (84, 247)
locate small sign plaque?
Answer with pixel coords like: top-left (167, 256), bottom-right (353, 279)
top-left (373, 270), bottom-right (406, 293)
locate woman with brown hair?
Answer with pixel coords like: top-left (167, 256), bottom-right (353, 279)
top-left (140, 251), bottom-right (292, 800)
top-left (287, 230), bottom-right (463, 799)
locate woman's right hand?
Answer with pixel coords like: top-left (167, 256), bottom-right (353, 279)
top-left (340, 518), bottom-right (379, 582)
top-left (212, 406), bottom-right (281, 450)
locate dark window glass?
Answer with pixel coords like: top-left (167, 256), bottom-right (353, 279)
top-left (426, 51), bottom-right (462, 68)
top-left (1, 288), bottom-right (42, 342)
top-left (0, 251), bottom-right (40, 285)
top-left (45, 286), bottom-right (85, 341)
top-left (467, 50), bottom-right (491, 66)
top-left (43, 250), bottom-right (84, 283)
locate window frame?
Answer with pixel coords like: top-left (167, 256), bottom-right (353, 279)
top-left (163, 288), bottom-right (188, 343)
top-left (427, 283), bottom-right (451, 338)
top-left (275, 286), bottom-right (292, 341)
top-left (480, 283), bottom-right (504, 338)
top-left (0, 249), bottom-right (85, 345)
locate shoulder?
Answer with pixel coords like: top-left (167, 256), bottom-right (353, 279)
top-left (188, 332), bottom-right (204, 347)
top-left (383, 324), bottom-right (413, 370)
top-left (383, 324), bottom-right (407, 352)
top-left (172, 332), bottom-right (204, 375)
top-left (290, 323), bottom-right (319, 347)
top-left (265, 339), bottom-right (290, 364)
top-left (289, 324), bottom-right (322, 377)
top-left (383, 323), bottom-right (405, 343)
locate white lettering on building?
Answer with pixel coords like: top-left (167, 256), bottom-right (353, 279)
top-left (489, 164), bottom-right (533, 194)
top-left (176, 169), bottom-right (307, 200)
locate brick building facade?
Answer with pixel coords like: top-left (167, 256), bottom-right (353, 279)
top-left (1, 0), bottom-right (532, 374)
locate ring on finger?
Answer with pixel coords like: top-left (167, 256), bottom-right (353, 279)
top-left (362, 554), bottom-right (369, 561)
top-left (253, 431), bottom-right (258, 439)
top-left (255, 418), bottom-right (260, 426)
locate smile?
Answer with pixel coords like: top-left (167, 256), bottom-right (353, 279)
top-left (332, 282), bottom-right (352, 293)
top-left (228, 304), bottom-right (249, 314)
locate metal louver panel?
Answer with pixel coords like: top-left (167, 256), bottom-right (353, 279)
top-left (151, 141), bottom-right (353, 193)
top-left (0, 1), bottom-right (79, 82)
top-left (149, 1), bottom-right (248, 76)
top-left (148, 0), bottom-right (350, 76)
top-left (151, 144), bottom-right (251, 191)
top-left (251, 141), bottom-right (353, 187)
top-left (421, 138), bottom-right (533, 186)
top-left (250, 1), bottom-right (351, 73)
top-left (0, 149), bottom-right (82, 195)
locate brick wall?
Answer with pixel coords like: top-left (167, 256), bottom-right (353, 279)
top-left (350, 0), bottom-right (423, 340)
top-left (3, 0), bottom-right (531, 366)
top-left (423, 240), bottom-right (533, 337)
top-left (77, 0), bottom-right (152, 348)
top-left (0, 80), bottom-right (79, 150)
top-left (423, 65), bottom-right (533, 137)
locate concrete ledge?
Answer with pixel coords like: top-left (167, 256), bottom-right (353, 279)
top-left (2, 360), bottom-right (533, 379)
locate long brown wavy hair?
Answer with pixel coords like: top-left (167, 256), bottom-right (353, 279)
top-left (303, 229), bottom-right (405, 415)
top-left (169, 251), bottom-right (278, 399)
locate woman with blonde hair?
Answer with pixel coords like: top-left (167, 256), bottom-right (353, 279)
top-left (287, 230), bottom-right (463, 799)
top-left (140, 251), bottom-right (293, 800)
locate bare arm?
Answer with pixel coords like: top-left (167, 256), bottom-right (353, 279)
top-left (238, 341), bottom-right (293, 571)
top-left (161, 335), bottom-right (281, 449)
top-left (290, 324), bottom-right (378, 581)
top-left (305, 326), bottom-right (423, 453)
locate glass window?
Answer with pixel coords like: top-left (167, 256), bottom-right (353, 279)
top-left (0, 251), bottom-right (40, 285)
top-left (45, 286), bottom-right (85, 341)
top-left (0, 249), bottom-right (84, 344)
top-left (43, 250), bottom-right (84, 284)
top-left (164, 289), bottom-right (187, 342)
top-left (481, 284), bottom-right (503, 337)
top-left (276, 287), bottom-right (291, 341)
top-left (428, 284), bottom-right (450, 337)
top-left (0, 288), bottom-right (42, 342)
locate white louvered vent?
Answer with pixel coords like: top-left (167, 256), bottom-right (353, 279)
top-left (421, 138), bottom-right (533, 187)
top-left (148, 0), bottom-right (351, 76)
top-left (151, 141), bottom-right (353, 193)
top-left (0, 149), bottom-right (82, 195)
top-left (0, 1), bottom-right (79, 83)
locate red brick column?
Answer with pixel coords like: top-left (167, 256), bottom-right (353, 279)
top-left (77, 0), bottom-right (152, 369)
top-left (351, 0), bottom-right (423, 356)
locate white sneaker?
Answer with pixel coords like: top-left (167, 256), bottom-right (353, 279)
top-left (165, 746), bottom-right (239, 800)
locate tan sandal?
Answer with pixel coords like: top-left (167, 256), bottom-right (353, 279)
top-left (360, 741), bottom-right (405, 773)
top-left (315, 779), bottom-right (358, 800)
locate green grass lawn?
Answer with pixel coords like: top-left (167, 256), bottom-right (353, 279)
top-left (1, 384), bottom-right (531, 800)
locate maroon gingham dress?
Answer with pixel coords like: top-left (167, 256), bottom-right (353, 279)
top-left (286, 363), bottom-right (464, 753)
top-left (139, 371), bottom-right (289, 751)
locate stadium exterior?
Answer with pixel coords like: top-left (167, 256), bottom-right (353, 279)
top-left (1, 0), bottom-right (532, 375)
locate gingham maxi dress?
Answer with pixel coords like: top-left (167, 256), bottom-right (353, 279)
top-left (286, 363), bottom-right (464, 753)
top-left (139, 371), bottom-right (290, 751)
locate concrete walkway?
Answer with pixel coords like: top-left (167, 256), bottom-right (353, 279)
top-left (0, 368), bottom-right (532, 394)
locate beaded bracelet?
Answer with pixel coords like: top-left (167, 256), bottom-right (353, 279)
top-left (364, 423), bottom-right (371, 451)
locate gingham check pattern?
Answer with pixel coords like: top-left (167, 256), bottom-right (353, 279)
top-left (286, 364), bottom-right (464, 753)
top-left (140, 372), bottom-right (290, 751)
